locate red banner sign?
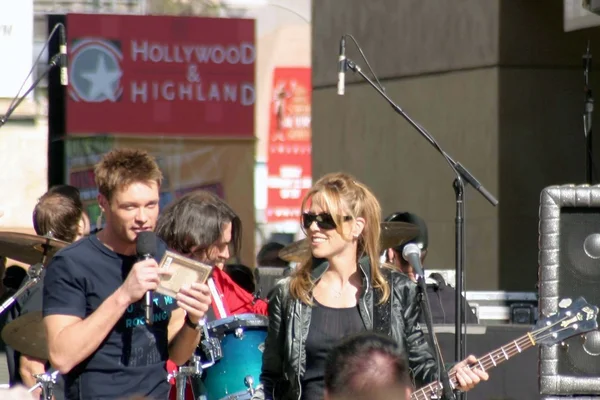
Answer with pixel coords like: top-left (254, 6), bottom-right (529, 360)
top-left (66, 14), bottom-right (255, 137)
top-left (266, 67), bottom-right (312, 223)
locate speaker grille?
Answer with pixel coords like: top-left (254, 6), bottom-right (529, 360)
top-left (539, 185), bottom-right (600, 395)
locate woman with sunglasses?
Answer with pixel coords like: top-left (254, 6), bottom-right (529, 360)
top-left (253, 172), bottom-right (488, 400)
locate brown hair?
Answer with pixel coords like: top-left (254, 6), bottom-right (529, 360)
top-left (33, 192), bottom-right (83, 243)
top-left (289, 172), bottom-right (390, 304)
top-left (156, 190), bottom-right (242, 259)
top-left (94, 148), bottom-right (163, 201)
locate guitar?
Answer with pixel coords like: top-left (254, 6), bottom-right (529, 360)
top-left (411, 296), bottom-right (599, 400)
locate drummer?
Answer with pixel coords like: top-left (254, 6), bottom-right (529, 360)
top-left (156, 190), bottom-right (268, 320)
top-left (5, 185), bottom-right (87, 399)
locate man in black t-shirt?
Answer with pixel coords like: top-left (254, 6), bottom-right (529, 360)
top-left (42, 149), bottom-right (212, 400)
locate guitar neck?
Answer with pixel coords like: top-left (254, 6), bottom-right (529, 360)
top-left (410, 333), bottom-right (536, 400)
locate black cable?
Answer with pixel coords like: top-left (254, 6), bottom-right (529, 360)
top-left (3, 23), bottom-right (64, 121)
top-left (343, 34), bottom-right (386, 92)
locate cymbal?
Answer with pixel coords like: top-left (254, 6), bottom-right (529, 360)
top-left (0, 231), bottom-right (68, 265)
top-left (1, 311), bottom-right (47, 360)
top-left (279, 221), bottom-right (419, 263)
top-left (278, 239), bottom-right (310, 263)
top-left (379, 221), bottom-right (420, 250)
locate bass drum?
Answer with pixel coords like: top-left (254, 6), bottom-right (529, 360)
top-left (195, 313), bottom-right (268, 400)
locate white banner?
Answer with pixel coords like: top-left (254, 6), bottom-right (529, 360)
top-left (564, 0), bottom-right (600, 31)
top-left (0, 0), bottom-right (33, 98)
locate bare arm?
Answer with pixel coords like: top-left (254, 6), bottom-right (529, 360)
top-left (19, 354), bottom-right (46, 398)
top-left (168, 283), bottom-right (211, 366)
top-left (167, 308), bottom-right (186, 344)
top-left (43, 257), bottom-right (166, 374)
top-left (168, 315), bottom-right (202, 366)
top-left (44, 288), bottom-right (130, 374)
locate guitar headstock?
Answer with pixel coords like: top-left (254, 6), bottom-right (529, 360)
top-left (533, 297), bottom-right (598, 346)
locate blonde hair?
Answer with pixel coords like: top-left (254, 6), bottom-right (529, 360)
top-left (289, 172), bottom-right (390, 305)
top-left (94, 148), bottom-right (163, 201)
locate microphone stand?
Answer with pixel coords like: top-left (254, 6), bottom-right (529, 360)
top-left (0, 53), bottom-right (61, 128)
top-left (0, 264), bottom-right (44, 316)
top-left (416, 273), bottom-right (455, 400)
top-left (583, 40), bottom-right (594, 184)
top-left (346, 58), bottom-right (498, 399)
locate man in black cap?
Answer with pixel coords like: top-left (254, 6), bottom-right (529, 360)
top-left (384, 212), bottom-right (478, 324)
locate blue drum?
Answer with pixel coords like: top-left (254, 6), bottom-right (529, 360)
top-left (200, 313), bottom-right (268, 400)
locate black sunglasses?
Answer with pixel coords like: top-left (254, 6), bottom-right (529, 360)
top-left (302, 212), bottom-right (352, 230)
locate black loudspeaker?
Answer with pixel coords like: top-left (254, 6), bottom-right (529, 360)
top-left (539, 184), bottom-right (600, 396)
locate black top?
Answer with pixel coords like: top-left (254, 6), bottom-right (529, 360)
top-left (42, 235), bottom-right (177, 400)
top-left (301, 299), bottom-right (365, 400)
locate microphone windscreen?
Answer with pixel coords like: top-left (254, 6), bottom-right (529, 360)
top-left (136, 231), bottom-right (157, 258)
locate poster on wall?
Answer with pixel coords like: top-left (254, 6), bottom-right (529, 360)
top-left (65, 13), bottom-right (255, 137)
top-left (62, 14), bottom-right (257, 264)
top-left (266, 67), bottom-right (312, 223)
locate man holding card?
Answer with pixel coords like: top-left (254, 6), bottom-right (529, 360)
top-left (156, 190), bottom-right (268, 320)
top-left (42, 148), bottom-right (212, 400)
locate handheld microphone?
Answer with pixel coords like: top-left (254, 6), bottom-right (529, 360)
top-left (136, 231), bottom-right (157, 326)
top-left (337, 35), bottom-right (346, 96)
top-left (402, 243), bottom-right (425, 277)
top-left (59, 24), bottom-right (68, 86)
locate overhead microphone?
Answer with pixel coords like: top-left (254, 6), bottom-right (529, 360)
top-left (402, 243), bottom-right (425, 277)
top-left (337, 35), bottom-right (346, 96)
top-left (59, 24), bottom-right (68, 86)
top-left (136, 231), bottom-right (157, 326)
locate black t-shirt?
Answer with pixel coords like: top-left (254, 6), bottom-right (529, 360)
top-left (301, 299), bottom-right (366, 400)
top-left (5, 274), bottom-right (65, 399)
top-left (42, 235), bottom-right (177, 400)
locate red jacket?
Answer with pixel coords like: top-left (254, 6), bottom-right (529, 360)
top-left (209, 266), bottom-right (268, 317)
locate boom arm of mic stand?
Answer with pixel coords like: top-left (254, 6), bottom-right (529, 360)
top-left (345, 59), bottom-right (498, 206)
top-left (0, 53), bottom-right (61, 128)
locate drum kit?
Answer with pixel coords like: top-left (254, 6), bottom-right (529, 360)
top-left (170, 314), bottom-right (268, 400)
top-left (0, 231), bottom-right (68, 400)
top-left (0, 220), bottom-right (418, 400)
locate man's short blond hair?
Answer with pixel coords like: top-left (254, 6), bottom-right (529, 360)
top-left (94, 148), bottom-right (163, 201)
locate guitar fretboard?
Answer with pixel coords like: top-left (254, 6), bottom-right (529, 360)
top-left (410, 333), bottom-right (536, 400)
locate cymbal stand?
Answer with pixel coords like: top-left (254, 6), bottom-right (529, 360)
top-left (28, 370), bottom-right (59, 400)
top-left (168, 319), bottom-right (221, 400)
top-left (0, 263), bottom-right (43, 315)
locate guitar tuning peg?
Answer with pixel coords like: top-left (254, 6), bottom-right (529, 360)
top-left (558, 298), bottom-right (573, 309)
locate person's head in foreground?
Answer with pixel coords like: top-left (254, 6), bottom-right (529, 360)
top-left (324, 331), bottom-right (412, 400)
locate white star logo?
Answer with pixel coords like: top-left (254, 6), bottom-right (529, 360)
top-left (80, 54), bottom-right (122, 102)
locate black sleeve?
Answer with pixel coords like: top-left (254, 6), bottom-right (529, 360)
top-left (43, 255), bottom-right (87, 319)
top-left (258, 281), bottom-right (288, 399)
top-left (397, 280), bottom-right (438, 387)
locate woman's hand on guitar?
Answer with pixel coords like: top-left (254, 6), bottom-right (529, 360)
top-left (451, 354), bottom-right (489, 391)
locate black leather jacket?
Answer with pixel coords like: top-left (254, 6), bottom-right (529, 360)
top-left (254, 258), bottom-right (438, 400)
